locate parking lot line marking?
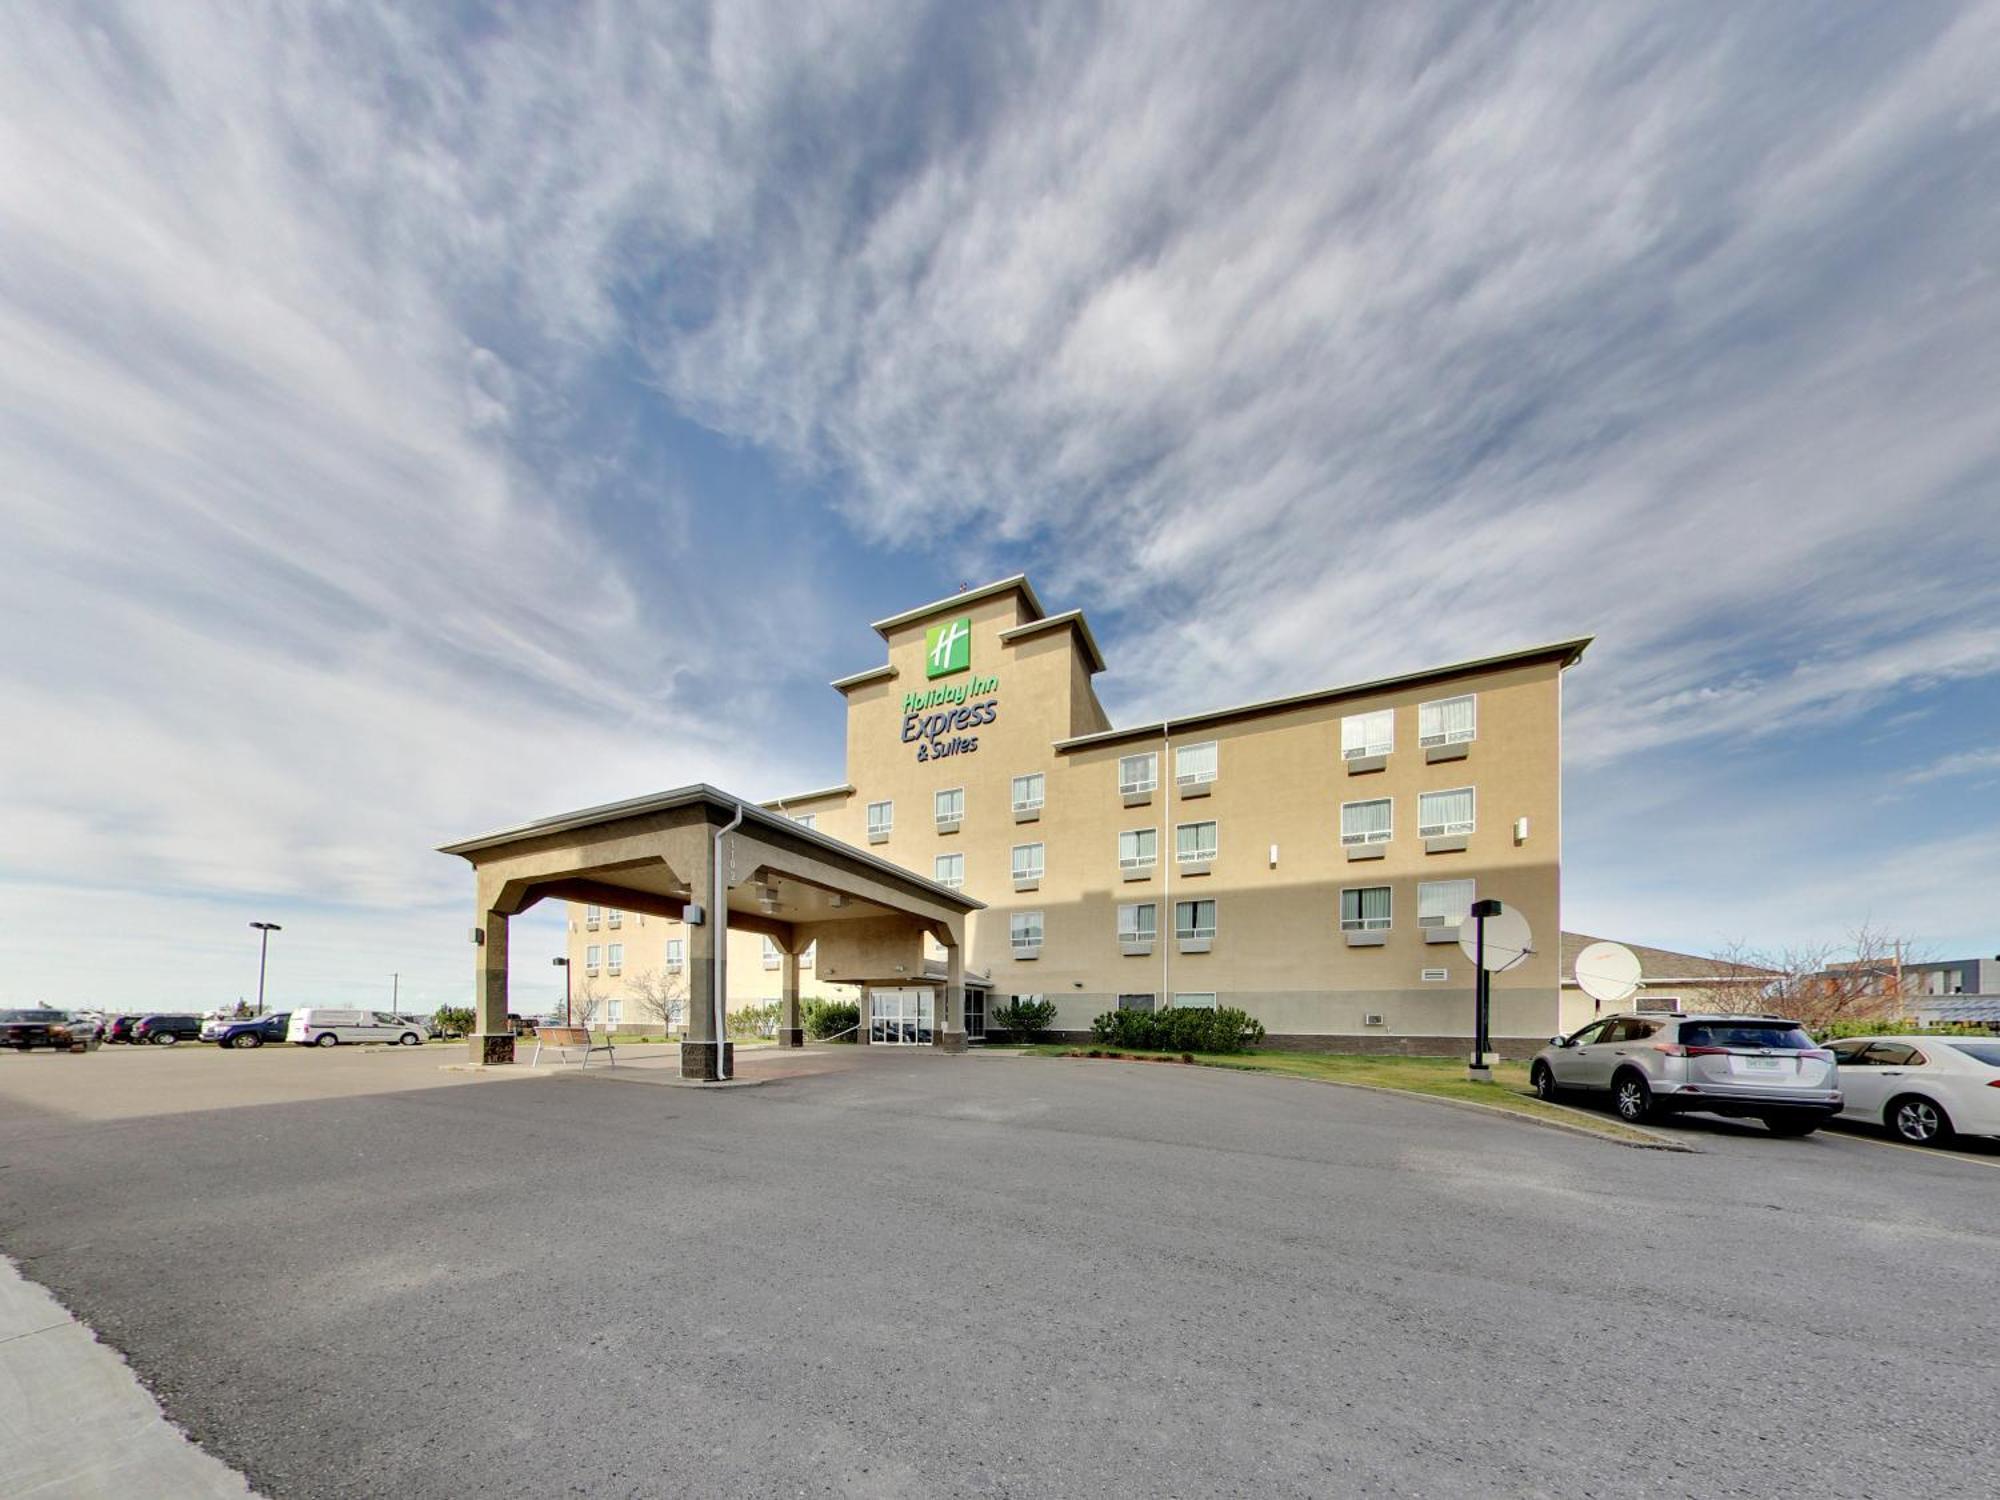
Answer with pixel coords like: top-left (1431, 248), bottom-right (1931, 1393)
top-left (1822, 1129), bottom-right (2000, 1171)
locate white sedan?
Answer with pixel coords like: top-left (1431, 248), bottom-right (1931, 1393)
top-left (1827, 1035), bottom-right (2000, 1145)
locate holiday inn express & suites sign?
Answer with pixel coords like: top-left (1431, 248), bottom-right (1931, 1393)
top-left (905, 615), bottom-right (998, 761)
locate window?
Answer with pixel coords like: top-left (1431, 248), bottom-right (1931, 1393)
top-left (1341, 709), bottom-right (1394, 760)
top-left (1418, 787), bottom-right (1476, 837)
top-left (585, 944), bottom-right (600, 975)
top-left (1175, 741), bottom-right (1218, 786)
top-left (1417, 878), bottom-right (1476, 928)
top-left (964, 989), bottom-right (986, 1040)
top-left (1010, 911), bottom-right (1043, 954)
top-left (1011, 773), bottom-right (1045, 812)
top-left (762, 937), bottom-right (781, 971)
top-left (1340, 887), bottom-right (1391, 932)
top-left (607, 909), bottom-right (622, 930)
top-left (585, 904), bottom-right (601, 931)
top-left (1340, 798), bottom-right (1393, 845)
top-left (605, 998), bottom-right (622, 1025)
top-left (1677, 1023), bottom-right (1817, 1051)
top-left (935, 787), bottom-right (965, 828)
top-left (1118, 827), bottom-right (1157, 870)
top-left (1011, 842), bottom-right (1045, 881)
top-left (1173, 993), bottom-right (1218, 1010)
top-left (1419, 694), bottom-right (1476, 747)
top-left (1175, 899), bottom-right (1216, 941)
top-left (607, 943), bottom-right (623, 975)
top-left (1118, 993), bottom-right (1157, 1012)
top-left (801, 942), bottom-right (814, 970)
top-left (1119, 752), bottom-right (1158, 794)
top-left (867, 800), bottom-right (893, 837)
top-left (934, 852), bottom-right (964, 888)
top-left (1118, 903), bottom-right (1157, 942)
top-left (792, 813), bottom-right (816, 831)
top-left (665, 939), bottom-right (684, 973)
top-left (1176, 820), bottom-right (1218, 863)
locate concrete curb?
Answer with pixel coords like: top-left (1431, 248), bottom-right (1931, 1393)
top-left (1045, 1053), bottom-right (1696, 1152)
top-left (0, 1255), bottom-right (263, 1498)
top-left (551, 1068), bottom-right (771, 1089)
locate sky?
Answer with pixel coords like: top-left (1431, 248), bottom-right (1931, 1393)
top-left (3, 2), bottom-right (1997, 1013)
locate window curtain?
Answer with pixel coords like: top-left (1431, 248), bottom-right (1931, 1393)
top-left (1342, 799), bottom-right (1392, 839)
top-left (1421, 696), bottom-right (1476, 741)
top-left (1419, 787), bottom-right (1475, 832)
top-left (1177, 822), bottom-right (1216, 859)
top-left (1343, 887), bottom-right (1391, 925)
top-left (1176, 742), bottom-right (1218, 779)
top-left (1418, 879), bottom-right (1475, 925)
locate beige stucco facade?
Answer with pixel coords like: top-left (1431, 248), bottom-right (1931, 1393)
top-left (565, 577), bottom-right (1588, 1052)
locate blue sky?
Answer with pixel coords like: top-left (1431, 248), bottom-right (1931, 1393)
top-left (3, 2), bottom-right (1997, 1012)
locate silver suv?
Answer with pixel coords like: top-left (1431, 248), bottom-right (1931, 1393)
top-left (1530, 1013), bottom-right (1841, 1136)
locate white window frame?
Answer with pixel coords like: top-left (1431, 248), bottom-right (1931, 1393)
top-left (801, 941), bottom-right (814, 970)
top-left (585, 944), bottom-right (600, 976)
top-left (664, 938), bottom-right (684, 973)
top-left (934, 787), bottom-right (965, 829)
top-left (1174, 899), bottom-right (1217, 941)
top-left (1175, 820), bottom-right (1218, 864)
top-left (1011, 842), bottom-right (1045, 881)
top-left (1418, 694), bottom-right (1477, 748)
top-left (762, 936), bottom-right (781, 971)
top-left (1117, 827), bottom-right (1157, 871)
top-left (1010, 911), bottom-right (1044, 954)
top-left (1175, 740), bottom-right (1218, 787)
top-left (1118, 752), bottom-right (1159, 795)
top-left (607, 942), bottom-right (623, 976)
top-left (1418, 786), bottom-right (1476, 838)
top-left (1340, 886), bottom-right (1392, 932)
top-left (1340, 797), bottom-right (1393, 846)
top-left (1341, 708), bottom-right (1394, 760)
top-left (607, 909), bottom-right (622, 930)
top-left (1417, 878), bottom-right (1476, 928)
top-left (934, 852), bottom-right (964, 889)
top-left (792, 812), bottom-right (816, 830)
top-left (1117, 902), bottom-right (1158, 942)
top-left (1011, 773), bottom-right (1045, 813)
top-left (866, 800), bottom-right (893, 836)
top-left (1173, 992), bottom-right (1218, 1010)
top-left (585, 905), bottom-right (601, 931)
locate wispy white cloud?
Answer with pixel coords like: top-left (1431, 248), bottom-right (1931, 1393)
top-left (1904, 747), bottom-right (2000, 785)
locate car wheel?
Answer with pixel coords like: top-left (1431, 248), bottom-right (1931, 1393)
top-left (314, 1033), bottom-right (339, 1048)
top-left (1764, 1115), bottom-right (1820, 1137)
top-left (1888, 1095), bottom-right (1953, 1147)
top-left (1611, 1070), bottom-right (1653, 1124)
top-left (152, 1033), bottom-right (177, 1045)
top-left (398, 1032), bottom-right (421, 1047)
top-left (238, 1032), bottom-right (263, 1049)
top-left (1530, 1062), bottom-right (1559, 1101)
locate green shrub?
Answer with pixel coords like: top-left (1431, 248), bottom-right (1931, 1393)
top-left (803, 998), bottom-right (860, 1042)
top-left (1089, 1005), bottom-right (1264, 1054)
top-left (1818, 1018), bottom-right (1997, 1039)
top-left (433, 1006), bottom-right (474, 1039)
top-left (994, 996), bottom-right (1060, 1043)
top-left (727, 1001), bottom-right (782, 1039)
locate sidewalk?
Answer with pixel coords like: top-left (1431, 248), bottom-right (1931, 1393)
top-left (0, 1256), bottom-right (260, 1499)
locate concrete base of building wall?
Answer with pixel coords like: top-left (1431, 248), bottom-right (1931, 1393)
top-left (1045, 1030), bottom-right (1544, 1061)
top-left (778, 1027), bottom-right (805, 1048)
top-left (680, 1040), bottom-right (736, 1080)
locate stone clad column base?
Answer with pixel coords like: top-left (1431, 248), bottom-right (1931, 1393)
top-left (778, 1028), bottom-right (805, 1049)
top-left (680, 1040), bottom-right (736, 1080)
top-left (469, 1033), bottom-right (515, 1066)
top-left (935, 1030), bottom-right (969, 1054)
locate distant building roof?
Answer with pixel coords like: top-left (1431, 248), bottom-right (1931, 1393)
top-left (1559, 932), bottom-right (1775, 987)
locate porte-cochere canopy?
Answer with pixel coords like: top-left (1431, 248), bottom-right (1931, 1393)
top-left (439, 783), bottom-right (983, 1078)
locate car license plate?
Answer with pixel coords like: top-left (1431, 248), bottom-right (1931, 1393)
top-left (1739, 1056), bottom-right (1785, 1073)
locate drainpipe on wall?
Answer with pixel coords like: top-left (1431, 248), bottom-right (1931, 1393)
top-left (712, 801), bottom-right (747, 1080)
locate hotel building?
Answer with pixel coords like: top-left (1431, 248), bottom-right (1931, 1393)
top-left (562, 576), bottom-right (1591, 1055)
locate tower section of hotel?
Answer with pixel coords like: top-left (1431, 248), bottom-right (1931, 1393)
top-left (779, 576), bottom-right (1589, 1055)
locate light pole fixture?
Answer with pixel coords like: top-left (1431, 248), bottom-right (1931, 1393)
top-left (552, 957), bottom-right (571, 1026)
top-left (250, 922), bottom-right (282, 1017)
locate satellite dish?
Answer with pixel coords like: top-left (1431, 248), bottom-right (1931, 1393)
top-left (1574, 941), bottom-right (1643, 1007)
top-left (1459, 903), bottom-right (1533, 972)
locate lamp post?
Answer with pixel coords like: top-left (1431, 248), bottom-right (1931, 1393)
top-left (1468, 899), bottom-right (1501, 1080)
top-left (552, 957), bottom-right (571, 1026)
top-left (249, 922), bottom-right (282, 1017)
top-left (391, 972), bottom-right (399, 1018)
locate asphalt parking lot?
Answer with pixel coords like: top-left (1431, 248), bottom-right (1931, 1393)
top-left (3, 1046), bottom-right (1997, 1499)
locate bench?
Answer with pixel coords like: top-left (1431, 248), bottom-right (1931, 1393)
top-left (530, 1025), bottom-right (615, 1069)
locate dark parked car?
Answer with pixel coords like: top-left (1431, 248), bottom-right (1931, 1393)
top-left (132, 1014), bottom-right (204, 1046)
top-left (104, 1015), bottom-right (139, 1044)
top-left (1, 1009), bottom-right (71, 1051)
top-left (212, 1013), bottom-right (290, 1049)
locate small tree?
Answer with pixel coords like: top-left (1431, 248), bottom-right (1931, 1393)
top-left (569, 979), bottom-right (604, 1029)
top-left (626, 967), bottom-right (688, 1039)
top-left (1708, 924), bottom-right (1924, 1029)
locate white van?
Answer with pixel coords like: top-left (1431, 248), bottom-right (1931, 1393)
top-left (287, 1009), bottom-right (428, 1048)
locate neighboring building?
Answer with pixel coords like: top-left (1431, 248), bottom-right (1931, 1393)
top-left (567, 575), bottom-right (1590, 1054)
top-left (1557, 932), bottom-right (1775, 1031)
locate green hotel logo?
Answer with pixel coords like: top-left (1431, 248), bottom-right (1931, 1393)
top-left (925, 616), bottom-right (972, 678)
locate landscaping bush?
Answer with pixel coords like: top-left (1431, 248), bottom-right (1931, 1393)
top-left (803, 997), bottom-right (860, 1042)
top-left (1818, 1018), bottom-right (1997, 1039)
top-left (993, 995), bottom-right (1060, 1043)
top-left (727, 1001), bottom-right (782, 1039)
top-left (432, 1006), bottom-right (474, 1039)
top-left (1089, 1005), bottom-right (1264, 1054)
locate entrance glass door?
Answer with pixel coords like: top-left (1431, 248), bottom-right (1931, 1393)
top-left (869, 988), bottom-right (935, 1045)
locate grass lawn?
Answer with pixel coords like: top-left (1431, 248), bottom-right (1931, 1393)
top-left (1023, 1045), bottom-right (1662, 1144)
